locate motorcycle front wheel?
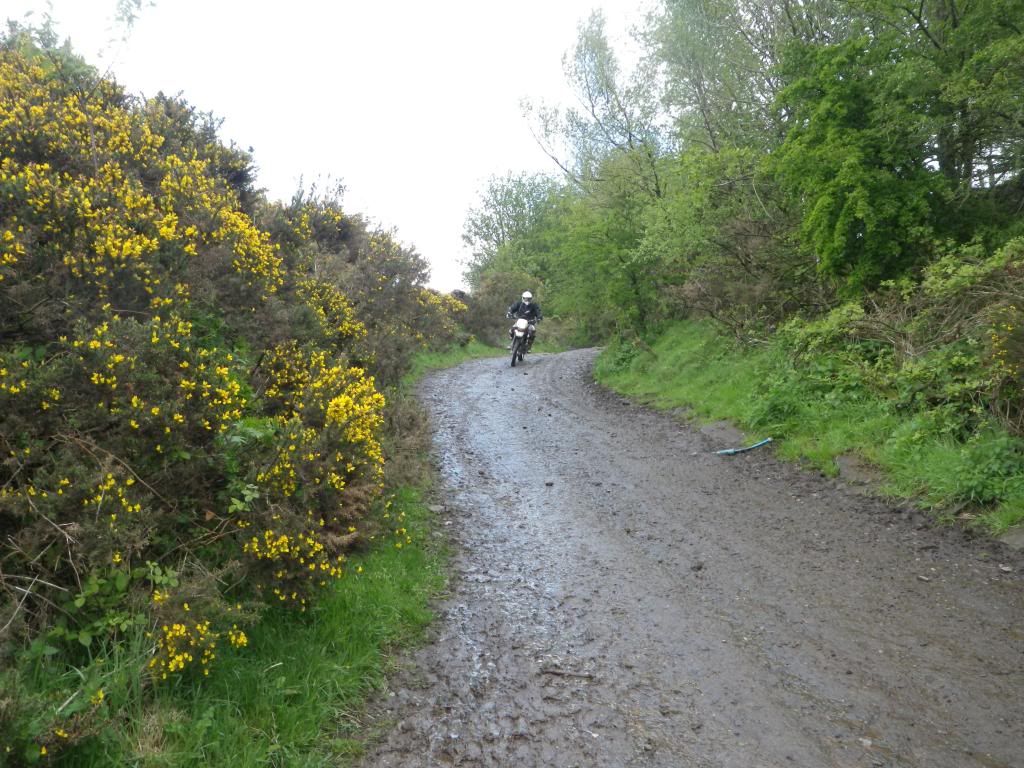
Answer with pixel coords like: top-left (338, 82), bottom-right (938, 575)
top-left (511, 337), bottom-right (523, 367)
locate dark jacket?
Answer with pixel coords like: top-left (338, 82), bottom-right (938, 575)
top-left (507, 300), bottom-right (542, 321)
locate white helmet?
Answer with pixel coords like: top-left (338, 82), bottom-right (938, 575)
top-left (521, 291), bottom-right (533, 303)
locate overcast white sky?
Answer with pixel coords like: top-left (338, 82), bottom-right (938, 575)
top-left (5, 0), bottom-right (651, 290)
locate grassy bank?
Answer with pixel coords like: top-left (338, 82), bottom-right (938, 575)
top-left (595, 321), bottom-right (1024, 534)
top-left (403, 339), bottom-right (506, 384)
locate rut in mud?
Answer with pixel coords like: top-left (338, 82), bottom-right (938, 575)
top-left (361, 349), bottom-right (1024, 768)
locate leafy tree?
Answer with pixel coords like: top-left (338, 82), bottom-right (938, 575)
top-left (529, 11), bottom-right (668, 197)
top-left (504, 12), bottom-right (675, 335)
top-left (852, 0), bottom-right (1024, 197)
top-left (462, 172), bottom-right (560, 289)
top-left (773, 36), bottom-right (944, 291)
top-left (637, 0), bottom-right (853, 324)
top-left (647, 0), bottom-right (852, 151)
top-left (636, 146), bottom-right (820, 333)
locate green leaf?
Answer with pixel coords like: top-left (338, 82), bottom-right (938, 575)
top-left (23, 743), bottom-right (41, 764)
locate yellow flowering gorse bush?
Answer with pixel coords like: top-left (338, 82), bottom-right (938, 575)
top-left (1, 33), bottom-right (470, 760)
top-left (0, 39), bottom-right (445, 760)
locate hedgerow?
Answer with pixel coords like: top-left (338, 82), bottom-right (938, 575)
top-left (0, 33), bottom-right (464, 764)
top-left (775, 237), bottom-right (1024, 440)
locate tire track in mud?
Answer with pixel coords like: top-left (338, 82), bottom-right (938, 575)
top-left (360, 349), bottom-right (1024, 768)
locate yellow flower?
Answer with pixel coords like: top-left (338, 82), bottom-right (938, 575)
top-left (90, 689), bottom-right (104, 705)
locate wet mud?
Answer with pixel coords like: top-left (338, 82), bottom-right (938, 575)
top-left (360, 349), bottom-right (1024, 768)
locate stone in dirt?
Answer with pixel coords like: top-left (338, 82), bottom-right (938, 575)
top-left (999, 527), bottom-right (1024, 550)
top-left (699, 420), bottom-right (745, 446)
top-left (834, 454), bottom-right (883, 488)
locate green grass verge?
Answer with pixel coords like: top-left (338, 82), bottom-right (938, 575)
top-left (49, 487), bottom-right (444, 767)
top-left (594, 321), bottom-right (1024, 534)
top-left (403, 339), bottom-right (505, 384)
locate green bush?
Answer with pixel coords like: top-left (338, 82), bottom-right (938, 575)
top-left (947, 433), bottom-right (1024, 505)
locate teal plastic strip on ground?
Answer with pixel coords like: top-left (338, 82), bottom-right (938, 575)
top-left (715, 437), bottom-right (773, 456)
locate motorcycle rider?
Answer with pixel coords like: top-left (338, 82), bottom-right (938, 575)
top-left (506, 291), bottom-right (542, 351)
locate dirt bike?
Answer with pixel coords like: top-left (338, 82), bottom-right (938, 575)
top-left (508, 316), bottom-right (538, 367)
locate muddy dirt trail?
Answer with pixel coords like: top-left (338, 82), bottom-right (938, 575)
top-left (361, 349), bottom-right (1024, 768)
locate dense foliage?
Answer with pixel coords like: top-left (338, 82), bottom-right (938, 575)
top-left (465, 2), bottom-right (1023, 518)
top-left (0, 29), bottom-right (464, 762)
